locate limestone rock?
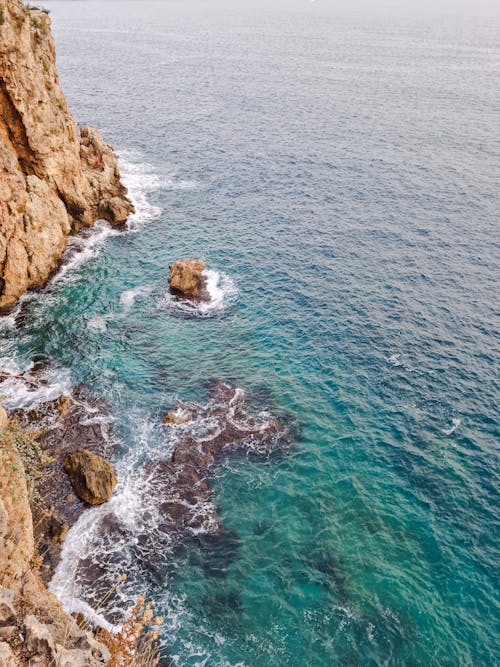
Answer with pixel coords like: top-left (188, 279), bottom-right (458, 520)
top-left (0, 587), bottom-right (15, 626)
top-left (24, 615), bottom-right (55, 658)
top-left (63, 449), bottom-right (117, 505)
top-left (0, 626), bottom-right (18, 642)
top-left (55, 395), bottom-right (72, 420)
top-left (0, 640), bottom-right (18, 666)
top-left (0, 406), bottom-right (8, 430)
top-left (0, 0), bottom-right (134, 310)
top-left (168, 259), bottom-right (206, 297)
top-left (0, 434), bottom-right (34, 592)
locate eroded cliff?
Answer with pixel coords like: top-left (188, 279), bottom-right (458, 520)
top-left (0, 417), bottom-right (111, 666)
top-left (0, 0), bottom-right (133, 310)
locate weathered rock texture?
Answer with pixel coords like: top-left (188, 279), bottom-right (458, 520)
top-left (168, 259), bottom-right (206, 298)
top-left (9, 383), bottom-right (116, 580)
top-left (72, 381), bottom-right (288, 620)
top-left (0, 420), bottom-right (110, 666)
top-left (63, 449), bottom-right (117, 505)
top-left (0, 0), bottom-right (133, 310)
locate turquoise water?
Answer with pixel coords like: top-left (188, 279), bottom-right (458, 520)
top-left (1, 1), bottom-right (500, 664)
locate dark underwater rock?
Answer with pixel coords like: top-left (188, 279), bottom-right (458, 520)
top-left (10, 383), bottom-right (116, 581)
top-left (69, 381), bottom-right (288, 620)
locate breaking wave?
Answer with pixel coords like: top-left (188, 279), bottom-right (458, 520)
top-left (50, 382), bottom-right (287, 630)
top-left (159, 269), bottom-right (238, 318)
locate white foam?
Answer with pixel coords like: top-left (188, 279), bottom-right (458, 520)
top-left (49, 220), bottom-right (120, 287)
top-left (118, 156), bottom-right (162, 230)
top-left (386, 353), bottom-right (403, 367)
top-left (0, 357), bottom-right (72, 409)
top-left (160, 269), bottom-right (238, 318)
top-left (0, 304), bottom-right (21, 331)
top-left (87, 315), bottom-right (108, 333)
top-left (119, 284), bottom-right (153, 312)
top-left (442, 418), bottom-right (461, 436)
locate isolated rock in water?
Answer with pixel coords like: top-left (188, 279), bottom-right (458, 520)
top-left (168, 259), bottom-right (206, 297)
top-left (63, 449), bottom-right (117, 505)
top-left (0, 0), bottom-right (134, 310)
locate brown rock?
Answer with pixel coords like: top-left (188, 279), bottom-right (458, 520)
top-left (0, 625), bottom-right (18, 642)
top-left (168, 259), bottom-right (206, 297)
top-left (0, 586), bottom-right (15, 626)
top-left (0, 0), bottom-right (134, 310)
top-left (0, 641), bottom-right (18, 666)
top-left (24, 615), bottom-right (55, 658)
top-left (162, 408), bottom-right (194, 425)
top-left (63, 449), bottom-right (117, 505)
top-left (0, 406), bottom-right (8, 430)
top-left (55, 395), bottom-right (72, 420)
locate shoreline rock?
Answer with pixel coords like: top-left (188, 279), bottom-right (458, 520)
top-left (63, 449), bottom-right (117, 506)
top-left (9, 384), bottom-right (116, 581)
top-left (0, 0), bottom-right (134, 311)
top-left (0, 411), bottom-right (111, 666)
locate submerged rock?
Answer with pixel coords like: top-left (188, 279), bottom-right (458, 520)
top-left (70, 381), bottom-right (288, 621)
top-left (168, 259), bottom-right (206, 298)
top-left (63, 449), bottom-right (117, 505)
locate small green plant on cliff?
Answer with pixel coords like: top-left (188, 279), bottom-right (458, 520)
top-left (0, 8), bottom-right (5, 25)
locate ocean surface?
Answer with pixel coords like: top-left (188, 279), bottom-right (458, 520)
top-left (1, 1), bottom-right (499, 664)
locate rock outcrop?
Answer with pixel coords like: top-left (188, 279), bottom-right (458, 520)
top-left (0, 405), bottom-right (8, 430)
top-left (70, 381), bottom-right (288, 620)
top-left (168, 259), bottom-right (206, 298)
top-left (0, 419), bottom-right (110, 666)
top-left (63, 449), bottom-right (117, 505)
top-left (8, 383), bottom-right (116, 579)
top-left (0, 0), bottom-right (134, 310)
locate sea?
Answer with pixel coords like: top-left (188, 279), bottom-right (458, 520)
top-left (1, 1), bottom-right (499, 664)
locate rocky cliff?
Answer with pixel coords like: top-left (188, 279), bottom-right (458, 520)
top-left (0, 0), bottom-right (133, 310)
top-left (0, 418), bottom-right (111, 666)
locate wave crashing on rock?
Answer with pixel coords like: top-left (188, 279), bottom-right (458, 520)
top-left (50, 381), bottom-right (287, 626)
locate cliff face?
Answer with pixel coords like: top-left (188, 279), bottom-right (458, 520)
top-left (0, 0), bottom-right (133, 310)
top-left (0, 422), bottom-right (111, 666)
